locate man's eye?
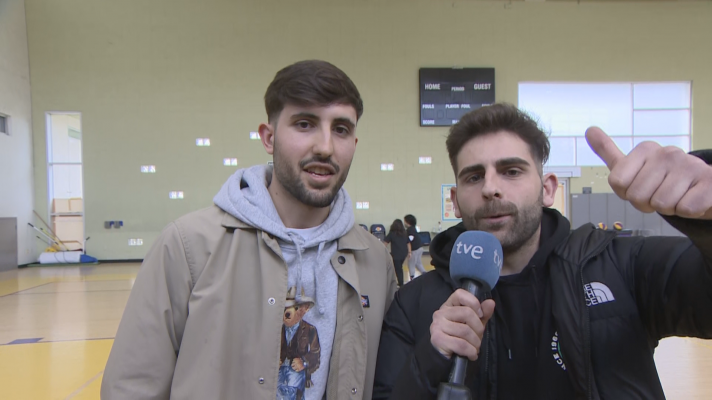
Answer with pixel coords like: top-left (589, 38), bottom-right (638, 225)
top-left (505, 169), bottom-right (521, 177)
top-left (467, 174), bottom-right (482, 183)
top-left (335, 126), bottom-right (350, 135)
top-left (296, 121), bottom-right (312, 129)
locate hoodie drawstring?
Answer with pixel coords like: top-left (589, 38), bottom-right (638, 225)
top-left (287, 232), bottom-right (327, 316)
top-left (315, 242), bottom-right (326, 315)
top-left (287, 232), bottom-right (306, 305)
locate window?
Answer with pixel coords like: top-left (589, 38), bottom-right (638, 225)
top-left (46, 113), bottom-right (85, 251)
top-left (519, 82), bottom-right (691, 167)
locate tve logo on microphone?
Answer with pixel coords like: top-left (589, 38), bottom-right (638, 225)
top-left (455, 241), bottom-right (503, 272)
top-left (449, 231), bottom-right (503, 291)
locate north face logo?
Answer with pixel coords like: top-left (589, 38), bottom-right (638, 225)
top-left (584, 282), bottom-right (615, 307)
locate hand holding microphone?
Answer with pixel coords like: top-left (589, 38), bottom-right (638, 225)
top-left (436, 231), bottom-right (503, 400)
top-left (430, 290), bottom-right (495, 361)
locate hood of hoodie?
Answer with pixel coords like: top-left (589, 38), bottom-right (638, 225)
top-left (213, 164), bottom-right (354, 314)
top-left (429, 207), bottom-right (571, 273)
top-left (213, 163), bottom-right (354, 245)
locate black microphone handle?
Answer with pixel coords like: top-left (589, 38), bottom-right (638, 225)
top-left (449, 279), bottom-right (485, 384)
top-left (462, 279), bottom-right (487, 302)
top-left (437, 279), bottom-right (490, 400)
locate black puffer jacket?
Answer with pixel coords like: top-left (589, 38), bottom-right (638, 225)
top-left (373, 203), bottom-right (712, 399)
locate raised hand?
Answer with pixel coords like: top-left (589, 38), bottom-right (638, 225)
top-left (585, 126), bottom-right (712, 219)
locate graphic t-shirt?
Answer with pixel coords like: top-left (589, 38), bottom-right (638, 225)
top-left (277, 225), bottom-right (339, 400)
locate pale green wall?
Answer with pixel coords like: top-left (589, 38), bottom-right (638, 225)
top-left (0, 0), bottom-right (34, 265)
top-left (24, 0), bottom-right (712, 259)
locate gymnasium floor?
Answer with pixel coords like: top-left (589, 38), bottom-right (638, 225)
top-left (1, 262), bottom-right (711, 399)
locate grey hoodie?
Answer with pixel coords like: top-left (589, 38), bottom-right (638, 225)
top-left (214, 164), bottom-right (354, 400)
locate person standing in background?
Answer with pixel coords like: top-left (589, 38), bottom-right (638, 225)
top-left (384, 219), bottom-right (409, 286)
top-left (404, 214), bottom-right (425, 281)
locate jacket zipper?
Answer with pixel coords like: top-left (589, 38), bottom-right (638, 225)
top-left (578, 234), bottom-right (616, 400)
top-left (485, 321), bottom-right (493, 400)
top-left (579, 255), bottom-right (593, 400)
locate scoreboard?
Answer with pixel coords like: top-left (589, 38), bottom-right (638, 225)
top-left (419, 68), bottom-right (495, 127)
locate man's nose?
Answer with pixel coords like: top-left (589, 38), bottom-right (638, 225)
top-left (481, 172), bottom-right (502, 200)
top-left (312, 125), bottom-right (334, 158)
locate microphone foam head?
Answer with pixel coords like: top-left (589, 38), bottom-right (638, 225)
top-left (449, 230), bottom-right (503, 290)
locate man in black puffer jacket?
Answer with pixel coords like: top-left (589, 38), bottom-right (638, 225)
top-left (373, 103), bottom-right (712, 400)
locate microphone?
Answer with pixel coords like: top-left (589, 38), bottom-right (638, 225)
top-left (437, 231), bottom-right (503, 400)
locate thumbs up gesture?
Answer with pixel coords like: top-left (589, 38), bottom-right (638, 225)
top-left (586, 127), bottom-right (712, 220)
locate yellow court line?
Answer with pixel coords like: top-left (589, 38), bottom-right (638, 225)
top-left (0, 339), bottom-right (114, 400)
top-left (0, 281), bottom-right (54, 297)
top-left (59, 275), bottom-right (137, 282)
top-left (0, 275), bottom-right (136, 297)
top-left (65, 371), bottom-right (104, 400)
top-left (69, 372), bottom-right (104, 400)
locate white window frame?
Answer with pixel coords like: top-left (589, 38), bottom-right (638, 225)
top-left (46, 112), bottom-right (85, 230)
top-left (519, 82), bottom-right (692, 167)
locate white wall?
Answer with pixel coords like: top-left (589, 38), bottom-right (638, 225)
top-left (0, 0), bottom-right (35, 265)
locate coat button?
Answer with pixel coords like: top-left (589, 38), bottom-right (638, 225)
top-left (268, 297), bottom-right (276, 305)
top-left (351, 388), bottom-right (357, 394)
top-left (259, 377), bottom-right (264, 384)
top-left (338, 256), bottom-right (346, 264)
top-left (358, 315), bottom-right (363, 321)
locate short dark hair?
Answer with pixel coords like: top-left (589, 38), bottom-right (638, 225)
top-left (404, 214), bottom-right (416, 227)
top-left (446, 103), bottom-right (550, 175)
top-left (264, 60), bottom-right (364, 124)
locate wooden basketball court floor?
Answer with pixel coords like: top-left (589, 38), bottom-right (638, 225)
top-left (1, 262), bottom-right (711, 399)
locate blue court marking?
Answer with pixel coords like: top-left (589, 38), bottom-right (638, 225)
top-left (8, 338), bottom-right (43, 345)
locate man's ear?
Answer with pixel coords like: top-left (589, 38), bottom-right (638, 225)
top-left (451, 186), bottom-right (462, 219)
top-left (259, 123), bottom-right (275, 155)
top-left (542, 173), bottom-right (559, 208)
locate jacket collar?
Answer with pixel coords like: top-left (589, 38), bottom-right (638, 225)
top-left (220, 209), bottom-right (368, 251)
